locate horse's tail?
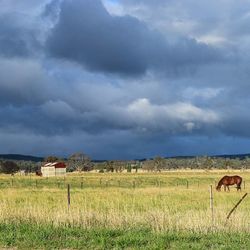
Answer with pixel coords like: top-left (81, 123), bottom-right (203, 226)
top-left (236, 176), bottom-right (242, 190)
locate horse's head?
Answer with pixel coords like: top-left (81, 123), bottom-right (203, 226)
top-left (216, 185), bottom-right (221, 191)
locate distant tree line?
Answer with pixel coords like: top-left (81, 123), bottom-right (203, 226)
top-left (140, 156), bottom-right (250, 172)
top-left (1, 154), bottom-right (250, 174)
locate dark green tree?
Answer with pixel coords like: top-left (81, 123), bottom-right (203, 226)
top-left (0, 161), bottom-right (19, 174)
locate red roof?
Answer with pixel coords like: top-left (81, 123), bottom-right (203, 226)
top-left (44, 162), bottom-right (66, 168)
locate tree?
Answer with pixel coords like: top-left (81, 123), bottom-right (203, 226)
top-left (0, 161), bottom-right (19, 174)
top-left (44, 156), bottom-right (60, 163)
top-left (142, 160), bottom-right (155, 172)
top-left (105, 161), bottom-right (114, 172)
top-left (67, 152), bottom-right (93, 172)
top-left (153, 156), bottom-right (166, 171)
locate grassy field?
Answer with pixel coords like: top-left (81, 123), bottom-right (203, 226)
top-left (0, 170), bottom-right (250, 249)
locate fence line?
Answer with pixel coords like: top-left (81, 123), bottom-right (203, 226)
top-left (0, 177), bottom-right (247, 191)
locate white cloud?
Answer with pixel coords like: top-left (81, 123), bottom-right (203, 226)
top-left (126, 98), bottom-right (219, 132)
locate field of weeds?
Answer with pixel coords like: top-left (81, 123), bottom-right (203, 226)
top-left (0, 170), bottom-right (250, 249)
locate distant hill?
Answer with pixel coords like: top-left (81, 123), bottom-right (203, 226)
top-left (0, 154), bottom-right (43, 162)
top-left (167, 153), bottom-right (250, 160)
top-left (0, 153), bottom-right (250, 163)
top-left (213, 153), bottom-right (250, 160)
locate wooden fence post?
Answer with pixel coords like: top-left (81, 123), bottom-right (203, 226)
top-left (67, 184), bottom-right (71, 212)
top-left (209, 185), bottom-right (214, 226)
top-left (226, 193), bottom-right (248, 220)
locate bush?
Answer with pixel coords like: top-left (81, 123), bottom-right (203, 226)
top-left (0, 161), bottom-right (19, 174)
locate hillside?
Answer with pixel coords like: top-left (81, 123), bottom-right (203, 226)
top-left (0, 153), bottom-right (250, 163)
top-left (0, 154), bottom-right (43, 162)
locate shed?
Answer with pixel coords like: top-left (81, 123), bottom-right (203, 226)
top-left (41, 162), bottom-right (66, 177)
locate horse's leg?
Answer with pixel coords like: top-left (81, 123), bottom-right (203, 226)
top-left (224, 185), bottom-right (226, 191)
top-left (227, 185), bottom-right (230, 192)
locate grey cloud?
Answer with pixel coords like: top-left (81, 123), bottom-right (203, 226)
top-left (42, 0), bottom-right (62, 24)
top-left (0, 14), bottom-right (34, 57)
top-left (0, 0), bottom-right (250, 159)
top-left (0, 57), bottom-right (223, 137)
top-left (0, 0), bottom-right (47, 58)
top-left (46, 0), bottom-right (220, 76)
top-left (0, 58), bottom-right (53, 106)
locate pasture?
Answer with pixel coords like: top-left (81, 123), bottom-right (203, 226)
top-left (0, 170), bottom-right (250, 249)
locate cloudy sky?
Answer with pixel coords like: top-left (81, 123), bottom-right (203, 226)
top-left (0, 0), bottom-right (250, 159)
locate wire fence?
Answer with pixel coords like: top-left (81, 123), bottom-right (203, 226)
top-left (0, 175), bottom-right (247, 190)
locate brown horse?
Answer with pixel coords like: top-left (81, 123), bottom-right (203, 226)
top-left (216, 175), bottom-right (242, 191)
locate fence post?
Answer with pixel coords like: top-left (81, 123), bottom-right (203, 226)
top-left (209, 185), bottom-right (214, 226)
top-left (226, 193), bottom-right (248, 220)
top-left (67, 184), bottom-right (71, 212)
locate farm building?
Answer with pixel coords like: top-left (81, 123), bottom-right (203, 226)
top-left (41, 162), bottom-right (66, 177)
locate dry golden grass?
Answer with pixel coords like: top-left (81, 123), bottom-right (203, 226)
top-left (0, 170), bottom-right (250, 233)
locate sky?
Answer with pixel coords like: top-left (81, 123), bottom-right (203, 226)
top-left (1, 0), bottom-right (250, 160)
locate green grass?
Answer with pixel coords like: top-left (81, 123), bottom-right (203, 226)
top-left (1, 222), bottom-right (250, 249)
top-left (0, 170), bottom-right (250, 249)
top-left (0, 170), bottom-right (245, 189)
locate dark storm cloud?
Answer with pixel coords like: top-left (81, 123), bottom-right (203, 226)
top-left (42, 0), bottom-right (62, 23)
top-left (1, 0), bottom-right (250, 159)
top-left (0, 0), bottom-right (47, 58)
top-left (0, 14), bottom-right (36, 57)
top-left (46, 0), bottom-right (220, 76)
top-left (0, 56), bottom-right (221, 139)
top-left (0, 59), bottom-right (52, 105)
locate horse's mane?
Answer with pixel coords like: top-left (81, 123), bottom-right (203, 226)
top-left (218, 176), bottom-right (227, 185)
